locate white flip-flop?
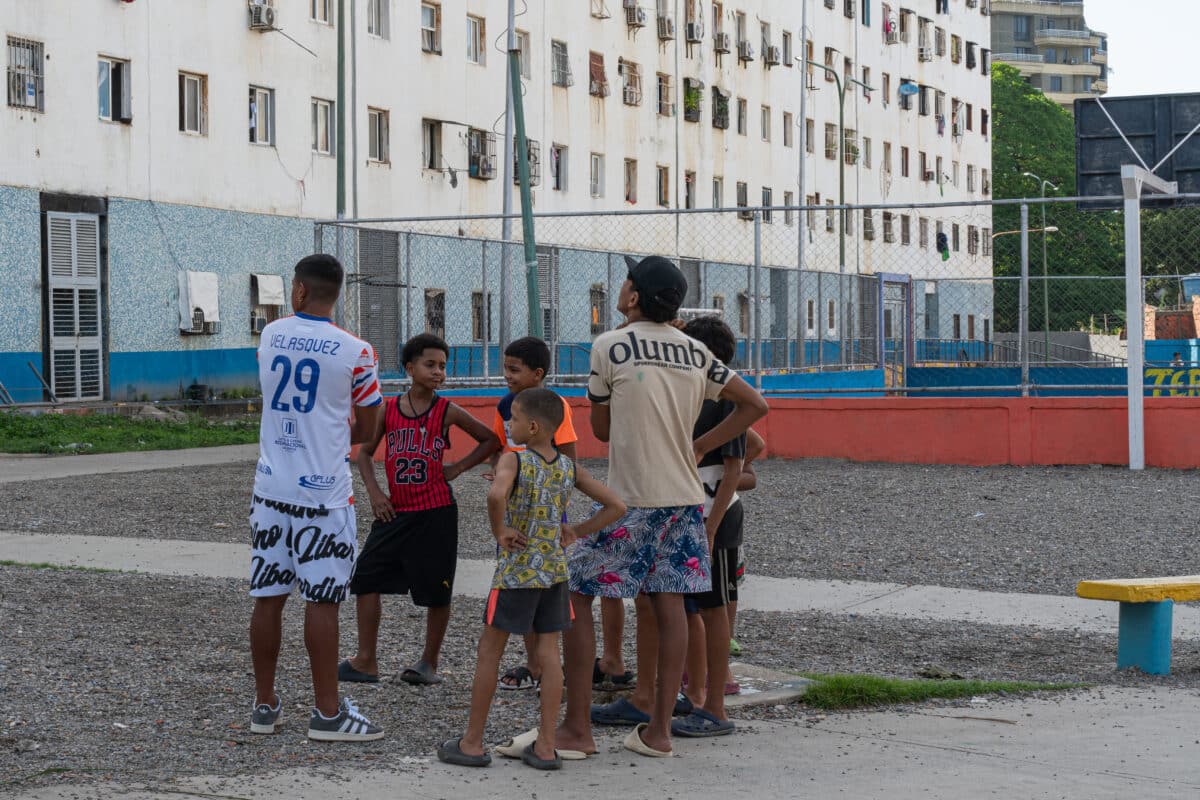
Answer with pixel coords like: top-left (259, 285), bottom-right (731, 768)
top-left (495, 727), bottom-right (590, 760)
top-left (622, 723), bottom-right (673, 758)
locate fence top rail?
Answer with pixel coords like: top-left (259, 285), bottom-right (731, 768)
top-left (314, 195), bottom-right (1134, 227)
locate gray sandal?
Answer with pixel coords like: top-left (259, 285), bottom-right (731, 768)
top-left (437, 738), bottom-right (491, 767)
top-left (521, 741), bottom-right (562, 771)
top-left (400, 660), bottom-right (443, 685)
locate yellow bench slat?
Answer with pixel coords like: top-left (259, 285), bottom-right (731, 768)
top-left (1076, 576), bottom-right (1200, 604)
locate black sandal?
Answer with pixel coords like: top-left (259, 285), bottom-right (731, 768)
top-left (592, 658), bottom-right (636, 690)
top-left (498, 665), bottom-right (539, 691)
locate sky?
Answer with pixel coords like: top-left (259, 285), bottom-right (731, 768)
top-left (1083, 0), bottom-right (1199, 97)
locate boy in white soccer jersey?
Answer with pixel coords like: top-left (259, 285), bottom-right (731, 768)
top-left (248, 254), bottom-right (386, 742)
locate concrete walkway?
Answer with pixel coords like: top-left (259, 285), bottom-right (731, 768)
top-left (0, 444), bottom-right (258, 483)
top-left (3, 530), bottom-right (1194, 639)
top-left (12, 687), bottom-right (1200, 800)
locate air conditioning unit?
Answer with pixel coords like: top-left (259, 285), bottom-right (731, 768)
top-left (203, 320), bottom-right (220, 335)
top-left (251, 314), bottom-right (268, 334)
top-left (765, 46), bottom-right (782, 66)
top-left (248, 3), bottom-right (276, 30)
top-left (885, 30), bottom-right (898, 45)
top-left (657, 16), bottom-right (675, 40)
top-left (952, 122), bottom-right (963, 137)
top-left (713, 32), bottom-right (732, 53)
top-left (626, 6), bottom-right (646, 27)
top-left (471, 154), bottom-right (497, 180)
top-left (924, 170), bottom-right (935, 182)
top-left (919, 46), bottom-right (933, 62)
top-left (737, 40), bottom-right (755, 62)
top-left (738, 208), bottom-right (754, 220)
top-left (685, 22), bottom-right (703, 43)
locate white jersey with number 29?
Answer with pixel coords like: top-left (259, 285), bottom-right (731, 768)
top-left (254, 311), bottom-right (382, 509)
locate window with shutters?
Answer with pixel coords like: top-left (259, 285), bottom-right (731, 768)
top-left (178, 72), bottom-right (208, 135)
top-left (7, 37), bottom-right (45, 111)
top-left (536, 247), bottom-right (559, 343)
top-left (589, 52), bottom-right (608, 97)
top-left (424, 289), bottom-right (446, 338)
top-left (620, 60), bottom-right (642, 105)
top-left (552, 41), bottom-right (573, 87)
top-left (45, 213), bottom-right (104, 401)
top-left (513, 138), bottom-right (541, 186)
top-left (98, 57), bottom-right (132, 123)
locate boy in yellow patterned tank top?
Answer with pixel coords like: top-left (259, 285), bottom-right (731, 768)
top-left (438, 388), bottom-right (625, 770)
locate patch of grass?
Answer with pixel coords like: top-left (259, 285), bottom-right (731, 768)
top-left (800, 673), bottom-right (1084, 710)
top-left (0, 410), bottom-right (258, 454)
top-left (0, 560), bottom-right (121, 574)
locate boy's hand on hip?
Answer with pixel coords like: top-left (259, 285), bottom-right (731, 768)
top-left (560, 523), bottom-right (580, 548)
top-left (497, 527), bottom-right (527, 552)
top-left (444, 461), bottom-right (463, 481)
top-left (368, 488), bottom-right (394, 522)
top-left (481, 470), bottom-right (496, 482)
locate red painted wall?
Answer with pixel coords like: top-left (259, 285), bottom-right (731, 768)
top-left (362, 396), bottom-right (1200, 468)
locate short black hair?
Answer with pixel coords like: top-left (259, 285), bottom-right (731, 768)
top-left (683, 315), bottom-right (736, 365)
top-left (637, 295), bottom-right (678, 324)
top-left (514, 387), bottom-right (564, 431)
top-left (402, 333), bottom-right (449, 367)
top-left (294, 254), bottom-right (344, 304)
top-left (504, 336), bottom-right (551, 375)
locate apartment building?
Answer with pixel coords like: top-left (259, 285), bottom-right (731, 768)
top-left (990, 0), bottom-right (1108, 108)
top-left (0, 0), bottom-right (992, 401)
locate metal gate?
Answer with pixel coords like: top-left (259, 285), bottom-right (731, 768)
top-left (46, 212), bottom-right (104, 401)
top-left (878, 273), bottom-right (912, 388)
top-left (356, 229), bottom-right (402, 374)
top-left (536, 245), bottom-right (559, 373)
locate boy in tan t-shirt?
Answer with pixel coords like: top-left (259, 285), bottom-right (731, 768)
top-left (556, 255), bottom-right (768, 760)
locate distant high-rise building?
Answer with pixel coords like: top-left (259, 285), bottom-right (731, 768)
top-left (990, 0), bottom-right (1108, 110)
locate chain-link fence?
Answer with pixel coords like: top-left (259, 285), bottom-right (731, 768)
top-left (314, 196), bottom-right (1200, 396)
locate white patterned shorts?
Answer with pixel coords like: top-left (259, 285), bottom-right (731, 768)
top-left (248, 495), bottom-right (357, 604)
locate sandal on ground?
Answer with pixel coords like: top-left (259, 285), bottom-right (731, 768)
top-left (590, 696), bottom-right (651, 726)
top-left (671, 708), bottom-right (736, 738)
top-left (623, 723), bottom-right (673, 758)
top-left (592, 658), bottom-right (636, 691)
top-left (673, 692), bottom-right (695, 717)
top-left (498, 665), bottom-right (539, 691)
top-left (400, 661), bottom-right (443, 685)
top-left (436, 737), bottom-right (491, 767)
top-left (521, 741), bottom-right (563, 771)
top-left (724, 681), bottom-right (741, 696)
top-left (495, 728), bottom-right (591, 760)
top-left (337, 659), bottom-right (380, 684)
top-left (729, 638), bottom-right (744, 656)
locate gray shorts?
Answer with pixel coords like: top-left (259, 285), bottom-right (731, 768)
top-left (483, 582), bottom-right (573, 635)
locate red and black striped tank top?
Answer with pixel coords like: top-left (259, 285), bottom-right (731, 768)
top-left (383, 394), bottom-right (454, 511)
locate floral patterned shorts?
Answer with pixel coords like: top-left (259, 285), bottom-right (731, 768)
top-left (567, 505), bottom-right (711, 598)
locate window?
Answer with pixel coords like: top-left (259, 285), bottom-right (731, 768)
top-left (513, 138), bottom-right (541, 186)
top-left (471, 291), bottom-right (493, 341)
top-left (420, 3), bottom-right (442, 53)
top-left (982, 168), bottom-right (991, 195)
top-left (919, 151), bottom-right (928, 181)
top-left (844, 128), bottom-right (858, 165)
top-left (552, 41), bottom-right (573, 87)
top-left (782, 31), bottom-right (793, 65)
top-left (424, 289), bottom-right (446, 338)
top-left (952, 223), bottom-right (961, 252)
top-left (967, 165), bottom-right (976, 192)
top-left (620, 59), bottom-right (642, 105)
top-left (7, 37), bottom-right (44, 111)
top-left (827, 299), bottom-right (837, 335)
top-left (784, 191), bottom-right (794, 226)
top-left (368, 108), bottom-right (389, 162)
top-left (807, 299), bottom-right (816, 333)
top-left (760, 22), bottom-right (771, 58)
top-left (311, 0), bottom-right (332, 24)
top-left (968, 225), bottom-right (979, 255)
top-left (466, 15), bottom-right (486, 64)
top-left (981, 108), bottom-right (989, 138)
top-left (590, 284), bottom-right (609, 337)
top-left (248, 85), bottom-right (273, 144)
top-left (712, 176), bottom-right (724, 208)
top-left (900, 214), bottom-right (911, 245)
top-left (550, 144), bottom-right (568, 190)
top-left (806, 118), bottom-right (814, 153)
top-left (737, 98), bottom-right (747, 135)
top-left (862, 66), bottom-right (871, 98)
top-left (657, 73), bottom-right (674, 116)
top-left (736, 182), bottom-right (749, 213)
top-left (937, 156), bottom-right (944, 185)
top-left (590, 153), bottom-right (605, 197)
top-left (863, 209), bottom-right (875, 240)
top-left (806, 194), bottom-right (816, 227)
top-left (919, 84), bottom-right (930, 116)
top-left (466, 128), bottom-right (497, 179)
top-left (98, 57), bottom-right (132, 123)
top-left (823, 47), bottom-right (836, 81)
top-left (589, 52), bottom-right (608, 97)
top-left (656, 165), bottom-right (670, 207)
top-left (825, 124), bottom-right (837, 159)
top-left (935, 27), bottom-right (946, 57)
top-left (761, 187), bottom-right (773, 223)
top-left (1014, 15), bottom-right (1030, 41)
top-left (952, 314), bottom-right (961, 340)
top-left (311, 98), bottom-right (334, 154)
top-left (783, 112), bottom-right (793, 147)
top-left (899, 79), bottom-right (915, 111)
top-left (421, 119), bottom-right (442, 169)
top-left (862, 137), bottom-right (872, 168)
top-left (516, 31), bottom-right (531, 78)
top-left (882, 73), bottom-right (891, 103)
top-left (761, 105), bottom-right (771, 141)
top-left (983, 228), bottom-right (992, 256)
top-left (685, 171), bottom-right (696, 209)
top-left (952, 160), bottom-right (959, 187)
top-left (367, 0), bottom-right (389, 38)
top-left (967, 315), bottom-right (975, 340)
top-left (966, 102), bottom-right (973, 131)
top-left (1049, 76), bottom-right (1063, 92)
top-left (883, 141), bottom-right (893, 173)
top-left (251, 275), bottom-right (286, 334)
top-left (178, 72), bottom-right (208, 135)
top-left (900, 146), bottom-right (909, 177)
top-left (919, 217), bottom-right (929, 248)
top-left (882, 211), bottom-right (895, 243)
top-left (825, 199), bottom-right (835, 232)
top-left (712, 294), bottom-right (726, 319)
top-left (624, 159), bottom-right (638, 204)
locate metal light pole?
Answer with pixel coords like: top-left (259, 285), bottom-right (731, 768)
top-left (1023, 172), bottom-right (1059, 362)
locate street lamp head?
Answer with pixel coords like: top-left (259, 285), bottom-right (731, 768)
top-left (1044, 226), bottom-right (1060, 233)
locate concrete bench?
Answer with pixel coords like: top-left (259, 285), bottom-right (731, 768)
top-left (1076, 576), bottom-right (1200, 675)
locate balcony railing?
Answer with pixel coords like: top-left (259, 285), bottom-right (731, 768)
top-left (1036, 28), bottom-right (1094, 40)
top-left (994, 52), bottom-right (1045, 63)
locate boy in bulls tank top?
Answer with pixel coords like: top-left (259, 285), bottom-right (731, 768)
top-left (340, 334), bottom-right (500, 686)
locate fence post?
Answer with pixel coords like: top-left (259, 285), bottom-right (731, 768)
top-left (481, 241), bottom-right (490, 382)
top-left (1019, 203), bottom-right (1030, 397)
top-left (334, 226), bottom-right (346, 328)
top-left (1123, 181), bottom-right (1145, 470)
top-left (404, 232), bottom-right (412, 343)
top-left (606, 252), bottom-right (614, 333)
top-left (816, 273), bottom-right (824, 369)
top-left (313, 223), bottom-right (322, 255)
top-left (753, 210), bottom-right (763, 391)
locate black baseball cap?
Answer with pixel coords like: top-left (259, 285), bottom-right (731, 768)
top-left (624, 255), bottom-right (687, 313)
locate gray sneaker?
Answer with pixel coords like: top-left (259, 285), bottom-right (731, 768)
top-left (307, 698), bottom-right (384, 742)
top-left (250, 694), bottom-right (282, 735)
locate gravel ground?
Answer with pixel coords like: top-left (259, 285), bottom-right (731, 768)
top-left (5, 564), bottom-right (1199, 790)
top-left (4, 459), bottom-right (1199, 597)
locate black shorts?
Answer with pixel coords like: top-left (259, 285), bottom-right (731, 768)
top-left (349, 504), bottom-right (457, 607)
top-left (484, 582), bottom-right (573, 635)
top-left (688, 547), bottom-right (739, 610)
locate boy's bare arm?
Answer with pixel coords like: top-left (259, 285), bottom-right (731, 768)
top-left (692, 376), bottom-right (768, 461)
top-left (563, 465), bottom-right (627, 545)
top-left (745, 428), bottom-right (765, 463)
top-left (590, 403), bottom-right (611, 443)
top-left (736, 461), bottom-right (758, 491)
top-left (353, 412), bottom-right (393, 522)
top-left (350, 402), bottom-right (383, 445)
top-left (444, 403), bottom-right (502, 481)
top-left (487, 452), bottom-right (525, 551)
top-left (705, 456), bottom-right (743, 546)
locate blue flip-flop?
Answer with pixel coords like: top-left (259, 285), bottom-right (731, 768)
top-left (590, 696), bottom-right (651, 726)
top-left (337, 659), bottom-right (379, 684)
top-left (671, 708), bottom-right (736, 738)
